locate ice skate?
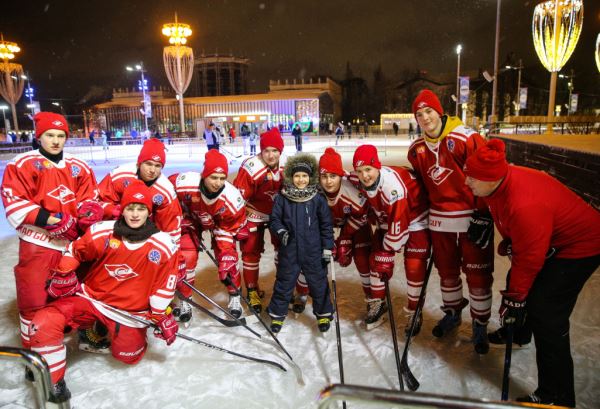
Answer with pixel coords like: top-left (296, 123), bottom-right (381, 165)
top-left (78, 327), bottom-right (110, 354)
top-left (270, 318), bottom-right (285, 334)
top-left (403, 307), bottom-right (423, 339)
top-left (317, 317), bottom-right (331, 333)
top-left (172, 299), bottom-right (192, 327)
top-left (49, 378), bottom-right (71, 403)
top-left (365, 298), bottom-right (388, 330)
top-left (291, 293), bottom-right (308, 314)
top-left (488, 326), bottom-right (531, 349)
top-left (247, 288), bottom-right (263, 313)
top-left (472, 319), bottom-right (489, 355)
top-left (432, 308), bottom-right (462, 338)
top-left (228, 294), bottom-right (242, 319)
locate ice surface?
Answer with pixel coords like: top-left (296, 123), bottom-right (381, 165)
top-left (0, 141), bottom-right (598, 408)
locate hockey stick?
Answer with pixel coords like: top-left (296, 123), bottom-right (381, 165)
top-left (220, 147), bottom-right (242, 158)
top-left (330, 261), bottom-right (346, 409)
top-left (400, 256), bottom-right (435, 392)
top-left (178, 293), bottom-right (258, 328)
top-left (178, 283), bottom-right (261, 338)
top-left (501, 320), bottom-right (514, 400)
top-left (384, 280), bottom-right (404, 392)
top-left (75, 293), bottom-right (286, 373)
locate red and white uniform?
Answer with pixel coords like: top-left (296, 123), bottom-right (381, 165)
top-left (233, 154), bottom-right (287, 289)
top-left (98, 163), bottom-right (181, 246)
top-left (29, 220), bottom-right (178, 384)
top-left (170, 172), bottom-right (247, 294)
top-left (408, 116), bottom-right (493, 322)
top-left (359, 166), bottom-right (430, 302)
top-left (1, 150), bottom-right (98, 347)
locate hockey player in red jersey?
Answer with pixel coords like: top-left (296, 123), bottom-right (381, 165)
top-left (352, 145), bottom-right (430, 332)
top-left (28, 181), bottom-right (179, 403)
top-left (407, 89), bottom-right (493, 354)
top-left (170, 150), bottom-right (247, 318)
top-left (233, 128), bottom-right (287, 312)
top-left (464, 140), bottom-right (600, 406)
top-left (1, 112), bottom-right (99, 350)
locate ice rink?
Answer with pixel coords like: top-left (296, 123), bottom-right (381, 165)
top-left (1, 137), bottom-right (598, 408)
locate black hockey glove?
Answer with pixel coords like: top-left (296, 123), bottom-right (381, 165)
top-left (467, 211), bottom-right (494, 249)
top-left (500, 293), bottom-right (526, 328)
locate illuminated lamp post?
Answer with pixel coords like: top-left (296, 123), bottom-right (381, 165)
top-left (595, 33), bottom-right (600, 73)
top-left (0, 34), bottom-right (24, 132)
top-left (162, 14), bottom-right (194, 134)
top-left (126, 63), bottom-right (149, 132)
top-left (532, 0), bottom-right (583, 134)
top-left (455, 44), bottom-right (462, 117)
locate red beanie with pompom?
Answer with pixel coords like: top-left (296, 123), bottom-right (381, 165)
top-left (137, 138), bottom-right (166, 166)
top-left (412, 89), bottom-right (444, 118)
top-left (353, 144), bottom-right (381, 170)
top-left (319, 147), bottom-right (345, 176)
top-left (120, 180), bottom-right (154, 209)
top-left (259, 128), bottom-right (284, 152)
top-left (202, 149), bottom-right (229, 178)
top-left (464, 139), bottom-right (509, 181)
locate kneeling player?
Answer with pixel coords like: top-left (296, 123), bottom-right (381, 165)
top-left (29, 181), bottom-right (179, 402)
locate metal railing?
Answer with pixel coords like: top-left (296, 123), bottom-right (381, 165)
top-left (316, 384), bottom-right (562, 409)
top-left (0, 346), bottom-right (71, 409)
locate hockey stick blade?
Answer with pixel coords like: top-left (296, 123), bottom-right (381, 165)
top-left (177, 292), bottom-right (259, 328)
top-left (401, 360), bottom-right (420, 391)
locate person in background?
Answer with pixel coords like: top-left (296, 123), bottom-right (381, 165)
top-left (292, 123), bottom-right (303, 152)
top-left (204, 123), bottom-right (219, 151)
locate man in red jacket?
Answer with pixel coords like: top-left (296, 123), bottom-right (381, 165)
top-left (464, 139), bottom-right (600, 407)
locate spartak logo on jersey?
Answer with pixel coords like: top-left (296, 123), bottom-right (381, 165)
top-left (104, 264), bottom-right (138, 281)
top-left (426, 164), bottom-right (453, 186)
top-left (52, 120), bottom-right (65, 127)
top-left (48, 185), bottom-right (76, 204)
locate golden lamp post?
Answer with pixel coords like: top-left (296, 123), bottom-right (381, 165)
top-left (162, 14), bottom-right (194, 134)
top-left (532, 0), bottom-right (583, 134)
top-left (0, 34), bottom-right (25, 133)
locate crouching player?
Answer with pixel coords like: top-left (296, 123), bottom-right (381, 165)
top-left (170, 150), bottom-right (248, 318)
top-left (29, 181), bottom-right (179, 402)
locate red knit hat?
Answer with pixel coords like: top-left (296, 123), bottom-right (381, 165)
top-left (353, 145), bottom-right (381, 170)
top-left (260, 128), bottom-right (284, 152)
top-left (464, 139), bottom-right (509, 181)
top-left (137, 138), bottom-right (166, 166)
top-left (120, 180), bottom-right (154, 209)
top-left (412, 89), bottom-right (444, 117)
top-left (34, 112), bottom-right (69, 138)
top-left (319, 147), bottom-right (344, 176)
top-left (202, 149), bottom-right (229, 178)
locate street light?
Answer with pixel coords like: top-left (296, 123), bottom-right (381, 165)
top-left (596, 33), bottom-right (600, 73)
top-left (490, 0), bottom-right (501, 125)
top-left (0, 104), bottom-right (8, 133)
top-left (505, 60), bottom-right (524, 116)
top-left (0, 34), bottom-right (25, 132)
top-left (455, 44), bottom-right (462, 117)
top-left (126, 62), bottom-right (149, 132)
top-left (558, 70), bottom-right (575, 114)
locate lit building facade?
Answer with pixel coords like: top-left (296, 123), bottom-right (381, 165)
top-left (191, 54), bottom-right (250, 97)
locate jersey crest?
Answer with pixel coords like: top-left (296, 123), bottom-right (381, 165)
top-left (71, 165), bottom-right (81, 177)
top-left (427, 164), bottom-right (454, 186)
top-left (447, 139), bottom-right (455, 152)
top-left (148, 249), bottom-right (161, 264)
top-left (48, 185), bottom-right (76, 204)
top-left (152, 193), bottom-right (164, 206)
top-left (104, 264), bottom-right (138, 281)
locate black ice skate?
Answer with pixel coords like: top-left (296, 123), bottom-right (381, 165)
top-left (228, 294), bottom-right (242, 318)
top-left (291, 293), bottom-right (308, 314)
top-left (78, 327), bottom-right (110, 354)
top-left (488, 325), bottom-right (531, 349)
top-left (49, 378), bottom-right (71, 403)
top-left (247, 288), bottom-right (262, 313)
top-left (317, 317), bottom-right (331, 333)
top-left (403, 307), bottom-right (423, 339)
top-left (172, 299), bottom-right (192, 327)
top-left (270, 318), bottom-right (285, 333)
top-left (472, 319), bottom-right (489, 355)
top-left (432, 299), bottom-right (468, 338)
top-left (365, 298), bottom-right (388, 330)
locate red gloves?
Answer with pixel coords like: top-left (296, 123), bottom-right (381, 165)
top-left (47, 269), bottom-right (81, 298)
top-left (334, 236), bottom-right (353, 267)
top-left (77, 201), bottom-right (104, 231)
top-left (218, 249), bottom-right (238, 285)
top-left (176, 254), bottom-right (187, 284)
top-left (153, 313), bottom-right (178, 346)
top-left (198, 212), bottom-right (215, 231)
top-left (110, 205), bottom-right (122, 220)
top-left (236, 223), bottom-right (250, 242)
top-left (45, 213), bottom-right (79, 241)
top-left (370, 250), bottom-right (395, 281)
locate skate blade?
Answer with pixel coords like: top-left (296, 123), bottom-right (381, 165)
top-left (78, 344), bottom-right (111, 355)
top-left (366, 316), bottom-right (388, 330)
top-left (488, 341), bottom-right (530, 350)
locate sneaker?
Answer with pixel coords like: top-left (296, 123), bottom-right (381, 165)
top-left (228, 294), bottom-right (242, 319)
top-left (49, 378), bottom-right (71, 403)
top-left (173, 299), bottom-right (192, 326)
top-left (247, 288), bottom-right (262, 313)
top-left (472, 320), bottom-right (489, 355)
top-left (403, 307), bottom-right (423, 339)
top-left (365, 298), bottom-right (388, 330)
top-left (317, 317), bottom-right (331, 333)
top-left (270, 319), bottom-right (284, 333)
top-left (292, 293), bottom-right (308, 314)
top-left (78, 328), bottom-right (110, 354)
top-left (488, 326), bottom-right (531, 349)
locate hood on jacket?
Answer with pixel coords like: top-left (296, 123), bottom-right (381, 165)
top-left (284, 153), bottom-right (319, 187)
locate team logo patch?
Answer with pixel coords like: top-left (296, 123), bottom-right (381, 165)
top-left (391, 190), bottom-right (398, 196)
top-left (123, 179), bottom-right (131, 188)
top-left (71, 165), bottom-right (81, 177)
top-left (447, 139), bottom-right (455, 152)
top-left (217, 206), bottom-right (226, 214)
top-left (343, 205), bottom-right (352, 214)
top-left (416, 146), bottom-right (425, 154)
top-left (214, 167), bottom-right (225, 173)
top-left (43, 160), bottom-right (52, 169)
top-left (191, 197), bottom-right (201, 203)
top-left (151, 154), bottom-right (162, 162)
top-left (417, 101), bottom-right (427, 109)
top-left (34, 161), bottom-right (44, 171)
top-left (109, 238), bottom-right (121, 249)
top-left (152, 194), bottom-right (164, 205)
top-left (47, 185), bottom-right (76, 204)
top-left (237, 197), bottom-right (242, 203)
top-left (133, 193), bottom-right (145, 200)
top-left (104, 264), bottom-right (138, 281)
top-left (148, 249), bottom-right (161, 264)
top-left (426, 164), bottom-right (454, 186)
top-left (52, 120), bottom-right (65, 127)
top-left (355, 160), bottom-right (364, 167)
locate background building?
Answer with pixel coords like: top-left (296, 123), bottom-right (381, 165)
top-left (190, 53), bottom-right (250, 97)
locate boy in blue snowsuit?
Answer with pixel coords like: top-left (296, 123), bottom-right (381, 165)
top-left (267, 153), bottom-right (334, 333)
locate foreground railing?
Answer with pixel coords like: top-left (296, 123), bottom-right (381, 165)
top-left (317, 384), bottom-right (561, 409)
top-left (0, 346), bottom-right (70, 409)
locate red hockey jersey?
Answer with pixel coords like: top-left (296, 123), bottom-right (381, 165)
top-left (98, 163), bottom-right (181, 245)
top-left (1, 150), bottom-right (99, 251)
top-left (325, 177), bottom-right (369, 236)
top-left (170, 172), bottom-right (246, 252)
top-left (358, 166), bottom-right (429, 253)
top-left (407, 116), bottom-right (486, 233)
top-left (233, 154), bottom-right (287, 222)
top-left (59, 220), bottom-right (178, 328)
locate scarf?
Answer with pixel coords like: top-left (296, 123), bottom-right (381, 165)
top-left (280, 183), bottom-right (319, 203)
top-left (114, 218), bottom-right (159, 242)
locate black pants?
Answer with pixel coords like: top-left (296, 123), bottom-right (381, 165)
top-left (526, 254), bottom-right (600, 407)
top-left (208, 143), bottom-right (219, 151)
top-left (294, 135), bottom-right (302, 152)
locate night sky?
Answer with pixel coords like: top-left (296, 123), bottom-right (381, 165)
top-left (1, 0), bottom-right (599, 111)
